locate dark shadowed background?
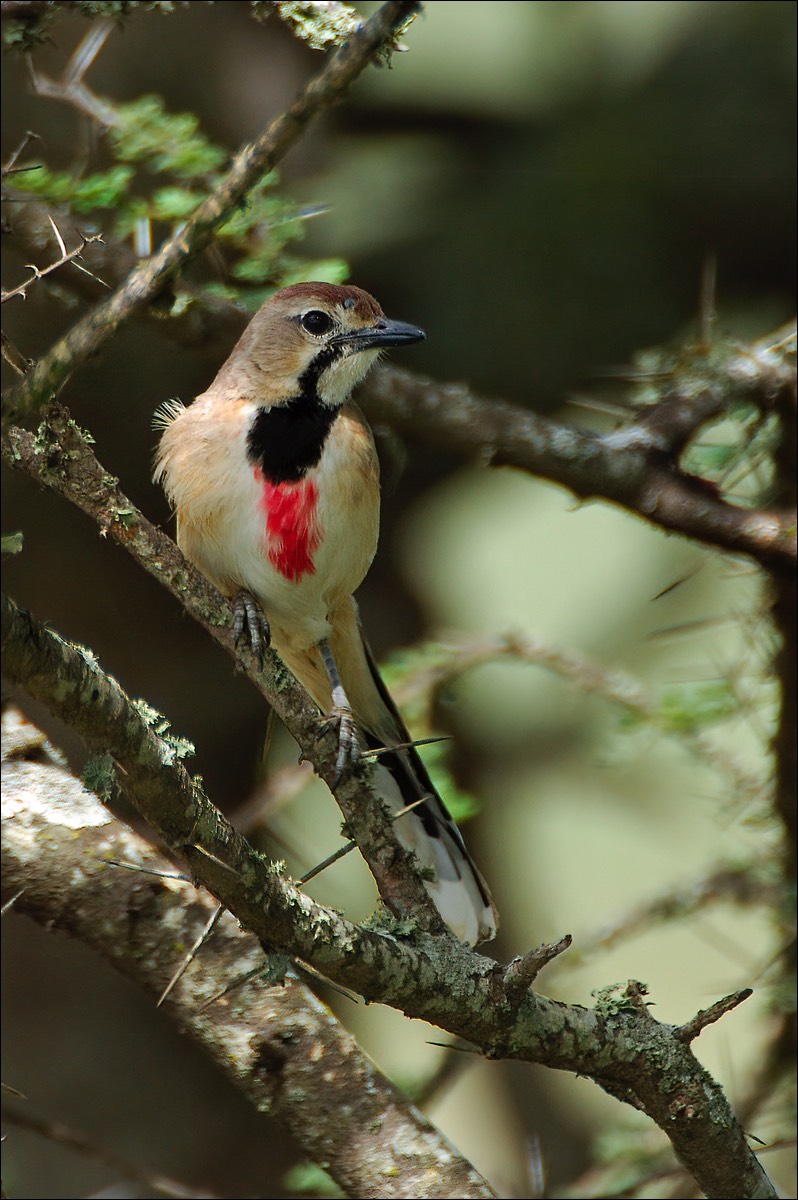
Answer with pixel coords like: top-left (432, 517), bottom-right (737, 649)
top-left (2, 3), bottom-right (796, 1196)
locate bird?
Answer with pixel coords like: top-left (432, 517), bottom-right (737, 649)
top-left (154, 281), bottom-right (497, 945)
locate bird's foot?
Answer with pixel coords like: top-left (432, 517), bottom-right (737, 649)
top-left (317, 637), bottom-right (360, 784)
top-left (323, 703), bottom-right (361, 786)
top-left (232, 590), bottom-right (271, 661)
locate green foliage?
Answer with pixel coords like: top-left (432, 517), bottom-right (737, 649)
top-left (1, 532), bottom-right (24, 555)
top-left (266, 1), bottom-right (363, 52)
top-left (131, 698), bottom-right (195, 763)
top-left (656, 680), bottom-right (739, 734)
top-left (20, 165), bottom-right (135, 214)
top-left (591, 980), bottom-right (650, 1018)
top-left (111, 95), bottom-right (226, 178)
top-left (82, 753), bottom-right (118, 802)
top-left (11, 91), bottom-right (348, 301)
top-left (284, 1162), bottom-right (345, 1199)
top-left (4, 14), bottom-right (57, 51)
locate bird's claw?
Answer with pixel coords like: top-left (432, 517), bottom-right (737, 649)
top-left (325, 704), bottom-right (360, 786)
top-left (232, 590), bottom-right (270, 661)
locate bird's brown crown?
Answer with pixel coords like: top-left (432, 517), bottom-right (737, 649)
top-left (271, 282), bottom-right (384, 324)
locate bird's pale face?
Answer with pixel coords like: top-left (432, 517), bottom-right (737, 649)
top-left (222, 283), bottom-right (425, 409)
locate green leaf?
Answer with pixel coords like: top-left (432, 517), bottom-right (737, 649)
top-left (657, 680), bottom-right (738, 733)
top-left (19, 164), bottom-right (135, 213)
top-left (1, 532), bottom-right (24, 555)
top-left (284, 1163), bottom-right (345, 1199)
top-left (150, 186), bottom-right (204, 221)
top-left (112, 95), bottom-right (225, 179)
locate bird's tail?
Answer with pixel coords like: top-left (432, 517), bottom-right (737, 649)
top-left (276, 597), bottom-right (498, 946)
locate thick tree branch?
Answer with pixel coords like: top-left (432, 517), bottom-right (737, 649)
top-left (0, 411), bottom-right (443, 935)
top-left (361, 342), bottom-right (797, 572)
top-left (2, 7), bottom-right (790, 1197)
top-left (4, 190), bottom-right (794, 569)
top-left (1, 0), bottom-right (421, 426)
top-left (0, 708), bottom-right (497, 1200)
top-left (1, 592), bottom-right (778, 1200)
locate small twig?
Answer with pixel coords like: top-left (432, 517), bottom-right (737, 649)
top-left (675, 987), bottom-right (754, 1044)
top-left (158, 903), bottom-right (224, 1008)
top-left (1, 223), bottom-right (107, 303)
top-left (1, 129), bottom-right (40, 175)
top-left (198, 963), bottom-right (265, 1011)
top-left (699, 253), bottom-right (718, 350)
top-left (503, 934), bottom-right (573, 1001)
top-left (4, 0), bottom-right (423, 425)
top-left (2, 329), bottom-right (33, 375)
top-left (1, 888), bottom-right (24, 915)
top-left (107, 859), bottom-right (192, 883)
top-left (425, 1040), bottom-right (483, 1056)
top-left (524, 1134), bottom-right (546, 1200)
top-left (360, 734), bottom-right (451, 759)
top-left (0, 1103), bottom-right (225, 1199)
top-left (297, 838), bottom-right (358, 886)
top-left (26, 22), bottom-right (119, 127)
top-left (186, 845), bottom-right (241, 875)
top-left (297, 796), bottom-right (429, 885)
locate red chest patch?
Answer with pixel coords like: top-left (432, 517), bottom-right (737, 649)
top-left (256, 470), bottom-right (320, 582)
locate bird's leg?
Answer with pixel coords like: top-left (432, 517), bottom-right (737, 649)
top-left (319, 637), bottom-right (360, 783)
top-left (232, 589), bottom-right (271, 661)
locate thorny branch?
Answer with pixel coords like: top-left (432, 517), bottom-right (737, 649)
top-left (2, 0), bottom-right (422, 426)
top-left (362, 339), bottom-right (797, 573)
top-left (1, 5), bottom-right (793, 1196)
top-left (0, 595), bottom-right (779, 1200)
top-left (552, 864), bottom-right (783, 971)
top-left (1, 218), bottom-right (107, 306)
top-left (389, 629), bottom-right (770, 812)
top-left (0, 1107), bottom-right (218, 1200)
top-left (0, 708), bottom-right (497, 1200)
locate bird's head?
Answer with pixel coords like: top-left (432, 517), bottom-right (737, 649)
top-left (213, 282), bottom-right (425, 409)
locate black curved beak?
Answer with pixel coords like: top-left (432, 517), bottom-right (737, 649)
top-left (331, 317), bottom-right (425, 353)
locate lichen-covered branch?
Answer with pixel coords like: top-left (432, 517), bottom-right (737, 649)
top-left (0, 411), bottom-right (442, 934)
top-left (2, 0), bottom-right (421, 426)
top-left (361, 343), bottom-right (797, 572)
top-left (1, 592), bottom-right (778, 1199)
top-left (0, 708), bottom-right (497, 1200)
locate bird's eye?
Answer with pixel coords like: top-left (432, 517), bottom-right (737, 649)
top-left (301, 310), bottom-right (333, 336)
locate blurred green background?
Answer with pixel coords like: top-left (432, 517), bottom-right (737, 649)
top-left (2, 2), bottom-right (795, 1197)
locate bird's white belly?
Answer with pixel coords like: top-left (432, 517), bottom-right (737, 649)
top-left (179, 440), bottom-right (378, 651)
